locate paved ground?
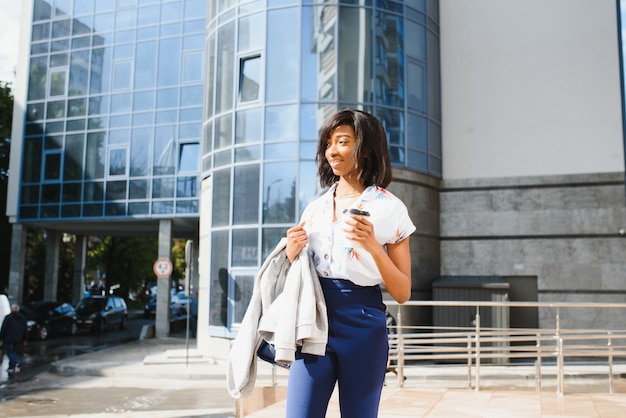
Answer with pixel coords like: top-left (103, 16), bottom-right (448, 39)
top-left (2, 337), bottom-right (626, 417)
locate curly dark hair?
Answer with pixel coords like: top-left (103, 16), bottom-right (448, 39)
top-left (316, 109), bottom-right (393, 188)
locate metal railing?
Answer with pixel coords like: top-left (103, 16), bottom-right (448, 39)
top-left (384, 300), bottom-right (626, 395)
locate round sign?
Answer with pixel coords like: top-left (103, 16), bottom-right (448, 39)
top-left (153, 258), bottom-right (173, 278)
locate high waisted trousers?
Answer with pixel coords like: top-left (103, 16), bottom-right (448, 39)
top-left (286, 278), bottom-right (388, 418)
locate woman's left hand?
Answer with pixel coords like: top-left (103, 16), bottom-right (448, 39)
top-left (342, 214), bottom-right (376, 250)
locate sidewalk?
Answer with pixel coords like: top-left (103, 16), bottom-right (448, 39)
top-left (49, 337), bottom-right (626, 417)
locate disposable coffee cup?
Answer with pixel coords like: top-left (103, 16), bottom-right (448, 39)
top-left (343, 208), bottom-right (370, 248)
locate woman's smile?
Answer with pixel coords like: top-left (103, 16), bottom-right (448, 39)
top-left (325, 125), bottom-right (357, 176)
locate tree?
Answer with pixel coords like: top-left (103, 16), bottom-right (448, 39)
top-left (0, 82), bottom-right (13, 293)
top-left (86, 236), bottom-right (163, 302)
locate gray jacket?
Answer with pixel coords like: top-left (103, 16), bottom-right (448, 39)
top-left (227, 238), bottom-right (328, 398)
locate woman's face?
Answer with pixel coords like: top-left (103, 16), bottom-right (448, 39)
top-left (325, 124), bottom-right (358, 178)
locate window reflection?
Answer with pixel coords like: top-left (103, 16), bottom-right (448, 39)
top-left (233, 164), bottom-right (260, 224)
top-left (266, 8), bottom-right (298, 103)
top-left (233, 273), bottom-right (253, 324)
top-left (374, 10), bottom-right (403, 107)
top-left (212, 168), bottom-right (231, 227)
top-left (49, 70), bottom-right (67, 96)
top-left (152, 177), bottom-right (175, 198)
top-left (129, 179), bottom-right (149, 199)
top-left (302, 6), bottom-right (336, 102)
top-left (235, 108), bottom-right (261, 144)
top-left (265, 105), bottom-right (298, 141)
top-left (179, 143), bottom-right (200, 172)
top-left (216, 22), bottom-right (235, 113)
top-left (238, 12), bottom-right (264, 52)
top-left (232, 229), bottom-right (258, 267)
top-left (264, 142), bottom-right (297, 160)
top-left (154, 125), bottom-right (176, 175)
top-left (177, 176), bottom-right (197, 197)
top-left (106, 180), bottom-right (127, 200)
top-left (64, 133), bottom-right (85, 180)
top-left (183, 53), bottom-right (203, 83)
top-left (44, 153), bottom-right (61, 180)
top-left (338, 6), bottom-right (372, 103)
top-left (108, 147), bottom-right (127, 176)
top-left (407, 61), bottom-right (425, 111)
top-left (158, 38), bottom-right (181, 86)
top-left (209, 246), bottom-right (229, 327)
top-left (377, 108), bottom-right (405, 164)
top-left (263, 162), bottom-right (296, 224)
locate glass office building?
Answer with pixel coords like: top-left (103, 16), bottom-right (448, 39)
top-left (203, 0), bottom-right (440, 336)
top-left (20, 0), bottom-right (205, 222)
top-left (10, 0), bottom-right (440, 338)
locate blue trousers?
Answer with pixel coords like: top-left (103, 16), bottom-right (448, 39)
top-left (4, 342), bottom-right (19, 371)
top-left (286, 278), bottom-right (388, 418)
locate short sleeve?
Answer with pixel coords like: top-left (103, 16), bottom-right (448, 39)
top-left (384, 198), bottom-right (416, 245)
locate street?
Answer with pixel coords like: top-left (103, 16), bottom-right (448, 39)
top-left (1, 309), bottom-right (153, 386)
top-left (0, 311), bottom-right (236, 417)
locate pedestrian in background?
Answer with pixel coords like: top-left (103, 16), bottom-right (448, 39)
top-left (285, 109), bottom-right (415, 418)
top-left (0, 303), bottom-right (28, 375)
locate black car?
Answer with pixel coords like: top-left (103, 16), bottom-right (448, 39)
top-left (75, 295), bottom-right (128, 332)
top-left (22, 301), bottom-right (78, 340)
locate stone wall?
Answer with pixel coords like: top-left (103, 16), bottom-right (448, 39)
top-left (387, 169), bottom-right (441, 325)
top-left (439, 172), bottom-right (626, 329)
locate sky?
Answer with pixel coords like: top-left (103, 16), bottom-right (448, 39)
top-left (0, 0), bottom-right (23, 84)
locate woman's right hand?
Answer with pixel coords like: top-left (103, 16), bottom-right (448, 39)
top-left (286, 221), bottom-right (308, 263)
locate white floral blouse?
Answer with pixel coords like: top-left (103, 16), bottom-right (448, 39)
top-left (301, 183), bottom-right (416, 287)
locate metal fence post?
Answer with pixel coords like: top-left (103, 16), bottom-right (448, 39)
top-left (397, 306), bottom-right (405, 388)
top-left (474, 305), bottom-right (481, 391)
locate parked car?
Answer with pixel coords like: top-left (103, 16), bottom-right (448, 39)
top-left (21, 301), bottom-right (78, 340)
top-left (144, 295), bottom-right (186, 318)
top-left (171, 291), bottom-right (190, 315)
top-left (75, 295), bottom-right (128, 332)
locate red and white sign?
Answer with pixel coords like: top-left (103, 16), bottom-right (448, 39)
top-left (153, 258), bottom-right (173, 278)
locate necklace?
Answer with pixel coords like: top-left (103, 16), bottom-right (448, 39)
top-left (335, 191), bottom-right (362, 199)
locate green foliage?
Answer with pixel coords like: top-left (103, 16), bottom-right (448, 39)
top-left (85, 236), bottom-right (188, 300)
top-left (87, 236), bottom-right (163, 298)
top-left (22, 228), bottom-right (75, 303)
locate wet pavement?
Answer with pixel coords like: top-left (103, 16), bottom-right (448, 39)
top-left (2, 335), bottom-right (626, 417)
top-left (1, 338), bottom-right (235, 417)
top-left (0, 309), bottom-right (154, 385)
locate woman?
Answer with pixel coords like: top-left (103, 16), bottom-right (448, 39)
top-left (285, 109), bottom-right (415, 418)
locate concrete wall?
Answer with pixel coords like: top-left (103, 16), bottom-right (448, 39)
top-left (196, 177), bottom-right (213, 357)
top-left (386, 169), bottom-right (441, 325)
top-left (440, 0), bottom-right (625, 179)
top-left (440, 172), bottom-right (626, 329)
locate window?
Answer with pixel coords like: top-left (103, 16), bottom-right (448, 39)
top-left (239, 56), bottom-right (261, 102)
top-left (178, 143), bottom-right (200, 172)
top-left (44, 152), bottom-right (62, 180)
top-left (108, 147), bottom-right (128, 176)
top-left (49, 69), bottom-right (67, 97)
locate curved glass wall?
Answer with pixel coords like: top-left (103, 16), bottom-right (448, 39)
top-left (19, 0), bottom-right (205, 221)
top-left (204, 0), bottom-right (440, 334)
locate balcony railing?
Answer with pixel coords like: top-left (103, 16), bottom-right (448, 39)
top-left (384, 300), bottom-right (626, 395)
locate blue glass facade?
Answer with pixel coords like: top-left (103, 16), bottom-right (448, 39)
top-left (204, 0), bottom-right (440, 333)
top-left (20, 0), bottom-right (205, 221)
